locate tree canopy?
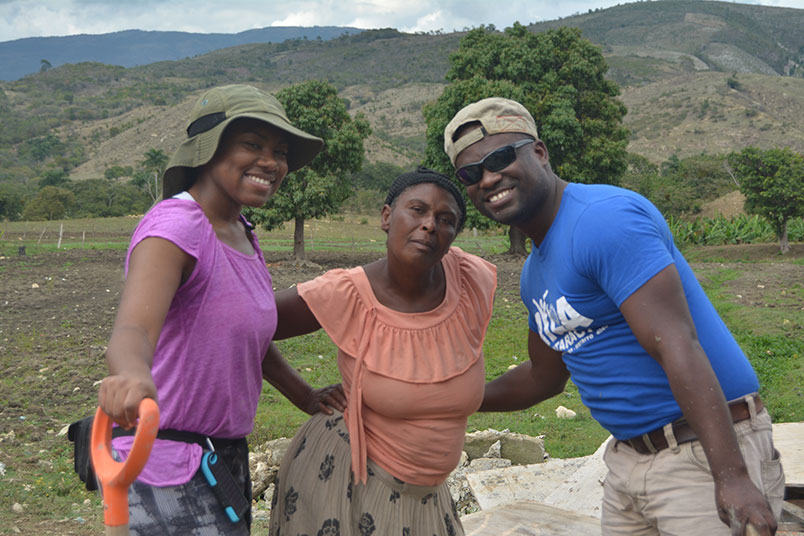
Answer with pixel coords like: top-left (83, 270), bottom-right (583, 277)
top-left (622, 153), bottom-right (738, 217)
top-left (246, 80), bottom-right (371, 259)
top-left (22, 186), bottom-right (75, 221)
top-left (728, 146), bottom-right (804, 254)
top-left (0, 182), bottom-right (26, 221)
top-left (423, 24), bottom-right (630, 251)
top-left (67, 179), bottom-right (150, 218)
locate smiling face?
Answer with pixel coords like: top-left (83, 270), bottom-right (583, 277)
top-left (194, 118), bottom-right (290, 209)
top-left (454, 132), bottom-right (555, 231)
top-left (381, 182), bottom-right (461, 268)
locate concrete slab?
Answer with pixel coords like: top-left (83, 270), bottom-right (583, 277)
top-left (465, 456), bottom-right (591, 510)
top-left (542, 436), bottom-right (613, 519)
top-left (774, 422), bottom-right (804, 487)
top-left (461, 421), bottom-right (804, 531)
top-left (461, 500), bottom-right (600, 536)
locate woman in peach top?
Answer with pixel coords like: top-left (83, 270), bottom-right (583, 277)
top-left (269, 167), bottom-right (497, 536)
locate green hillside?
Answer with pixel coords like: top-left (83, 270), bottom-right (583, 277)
top-left (532, 0), bottom-right (804, 79)
top-left (1, 0), bottom-right (803, 206)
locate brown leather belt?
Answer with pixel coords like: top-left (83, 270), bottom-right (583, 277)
top-left (623, 394), bottom-right (764, 455)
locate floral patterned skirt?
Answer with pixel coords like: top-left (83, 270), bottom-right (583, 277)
top-left (269, 410), bottom-right (463, 536)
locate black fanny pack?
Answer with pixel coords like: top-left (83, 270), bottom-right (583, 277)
top-left (66, 415), bottom-right (244, 491)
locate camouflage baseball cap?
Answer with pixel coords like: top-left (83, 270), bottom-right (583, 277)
top-left (443, 97), bottom-right (539, 166)
top-left (162, 84), bottom-right (323, 199)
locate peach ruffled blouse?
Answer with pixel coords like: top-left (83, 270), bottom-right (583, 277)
top-left (297, 247), bottom-right (497, 485)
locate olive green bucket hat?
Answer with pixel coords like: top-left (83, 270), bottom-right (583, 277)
top-left (162, 84), bottom-right (324, 199)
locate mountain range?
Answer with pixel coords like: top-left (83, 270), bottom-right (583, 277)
top-left (0, 26), bottom-right (362, 81)
top-left (1, 0), bottom-right (802, 187)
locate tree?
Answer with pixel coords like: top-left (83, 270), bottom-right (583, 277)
top-left (22, 186), bottom-right (74, 221)
top-left (18, 134), bottom-right (65, 163)
top-left (423, 24), bottom-right (629, 254)
top-left (728, 147), bottom-right (804, 254)
top-left (246, 80), bottom-right (371, 260)
top-left (68, 179), bottom-right (150, 218)
top-left (0, 182), bottom-right (26, 221)
top-left (104, 165), bottom-right (134, 181)
top-left (350, 161), bottom-right (406, 191)
top-left (136, 148), bottom-right (169, 203)
top-left (623, 153), bottom-right (738, 217)
top-left (39, 168), bottom-right (70, 188)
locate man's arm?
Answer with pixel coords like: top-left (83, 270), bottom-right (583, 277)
top-left (621, 264), bottom-right (776, 536)
top-left (480, 329), bottom-right (569, 412)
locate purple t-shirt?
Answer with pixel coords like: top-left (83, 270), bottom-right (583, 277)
top-left (112, 197), bottom-right (277, 485)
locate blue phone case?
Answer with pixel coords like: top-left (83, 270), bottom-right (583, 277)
top-left (200, 451), bottom-right (249, 523)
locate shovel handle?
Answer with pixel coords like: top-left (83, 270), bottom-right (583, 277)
top-left (90, 398), bottom-right (159, 533)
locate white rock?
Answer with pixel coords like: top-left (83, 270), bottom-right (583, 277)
top-left (12, 502), bottom-right (24, 513)
top-left (458, 450), bottom-right (469, 468)
top-left (468, 457), bottom-right (512, 472)
top-left (483, 440), bottom-right (502, 458)
top-left (261, 437), bottom-right (292, 465)
top-left (464, 429), bottom-right (503, 460)
top-left (556, 406), bottom-right (577, 419)
top-left (499, 433), bottom-right (545, 465)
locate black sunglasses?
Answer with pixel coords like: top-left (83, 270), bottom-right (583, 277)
top-left (455, 139), bottom-right (534, 186)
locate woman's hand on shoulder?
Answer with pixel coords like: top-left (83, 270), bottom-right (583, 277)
top-left (302, 383), bottom-right (346, 416)
top-left (98, 372), bottom-right (158, 429)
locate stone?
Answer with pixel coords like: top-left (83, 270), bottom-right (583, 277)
top-left (543, 436), bottom-right (612, 519)
top-left (250, 460), bottom-right (278, 499)
top-left (464, 429), bottom-right (504, 460)
top-left (465, 457), bottom-right (591, 510)
top-left (461, 501), bottom-right (601, 535)
top-left (260, 437), bottom-right (293, 465)
top-left (483, 440), bottom-right (501, 458)
top-left (468, 457), bottom-right (512, 472)
top-left (499, 433), bottom-right (545, 465)
top-left (556, 405), bottom-right (577, 419)
top-left (249, 437), bottom-right (293, 500)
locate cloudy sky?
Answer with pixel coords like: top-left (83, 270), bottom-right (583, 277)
top-left (2, 0), bottom-right (803, 43)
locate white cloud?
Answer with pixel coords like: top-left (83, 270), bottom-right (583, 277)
top-left (2, 0), bottom-right (804, 42)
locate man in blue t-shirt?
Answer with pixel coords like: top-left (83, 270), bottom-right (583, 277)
top-left (443, 97), bottom-right (784, 535)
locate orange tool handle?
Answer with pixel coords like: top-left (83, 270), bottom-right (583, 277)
top-left (90, 398), bottom-right (159, 534)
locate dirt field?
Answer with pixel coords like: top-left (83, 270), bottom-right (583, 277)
top-left (1, 243), bottom-right (802, 534)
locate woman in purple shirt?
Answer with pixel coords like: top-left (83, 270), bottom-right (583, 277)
top-left (97, 84), bottom-right (345, 535)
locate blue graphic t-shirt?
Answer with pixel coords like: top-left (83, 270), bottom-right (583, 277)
top-left (520, 183), bottom-right (759, 438)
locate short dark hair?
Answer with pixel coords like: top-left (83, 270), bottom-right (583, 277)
top-left (384, 166), bottom-right (467, 232)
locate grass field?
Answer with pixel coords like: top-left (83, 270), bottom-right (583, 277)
top-left (0, 213), bottom-right (513, 257)
top-left (0, 215), bottom-right (802, 535)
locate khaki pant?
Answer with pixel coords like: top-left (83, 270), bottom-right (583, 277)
top-left (601, 405), bottom-right (785, 535)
